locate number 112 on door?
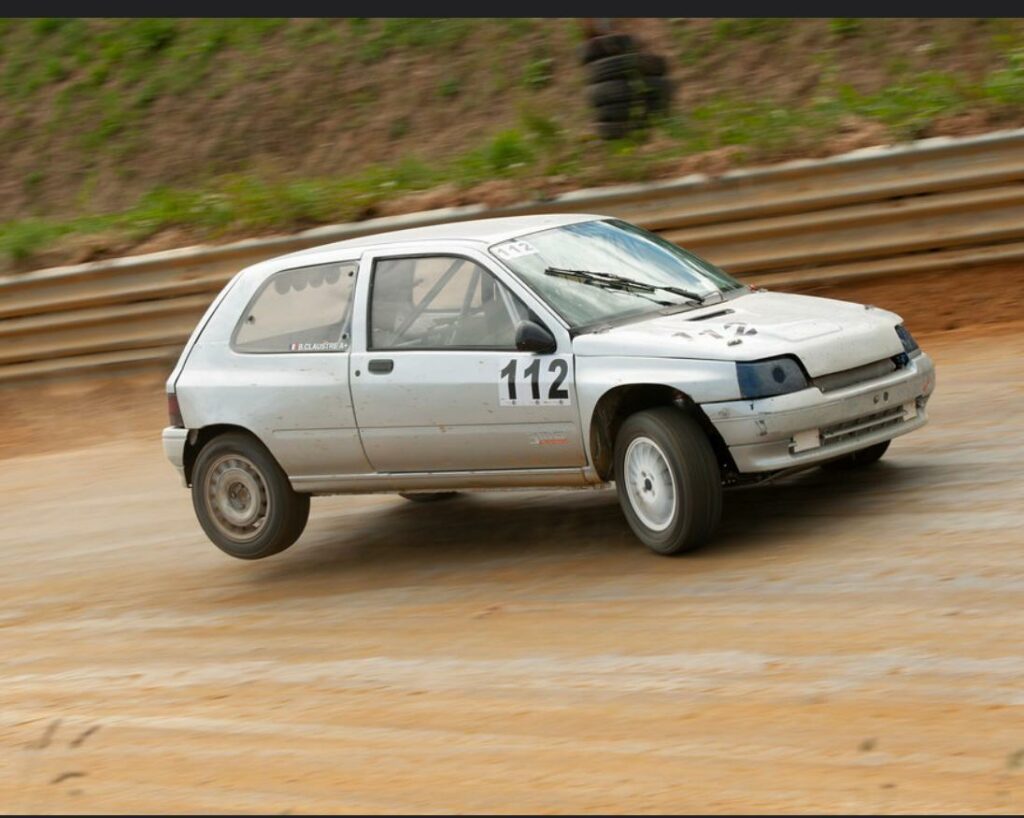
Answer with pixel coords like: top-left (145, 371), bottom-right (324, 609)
top-left (498, 357), bottom-right (571, 406)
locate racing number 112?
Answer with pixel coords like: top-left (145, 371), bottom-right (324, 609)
top-left (500, 358), bottom-right (570, 405)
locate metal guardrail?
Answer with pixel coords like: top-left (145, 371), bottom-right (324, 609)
top-left (2, 128), bottom-right (1024, 383)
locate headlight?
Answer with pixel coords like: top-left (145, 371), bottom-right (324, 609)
top-left (895, 324), bottom-right (920, 356)
top-left (736, 356), bottom-right (809, 400)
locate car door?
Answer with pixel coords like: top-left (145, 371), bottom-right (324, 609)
top-left (348, 248), bottom-right (585, 473)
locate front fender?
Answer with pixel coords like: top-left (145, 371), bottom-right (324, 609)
top-left (575, 355), bottom-right (739, 469)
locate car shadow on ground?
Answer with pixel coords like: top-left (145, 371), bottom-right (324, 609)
top-left (710, 460), bottom-right (930, 555)
top-left (247, 460), bottom-right (930, 585)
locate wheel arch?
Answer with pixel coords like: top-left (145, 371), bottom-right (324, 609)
top-left (588, 383), bottom-right (736, 482)
top-left (182, 423), bottom-right (263, 486)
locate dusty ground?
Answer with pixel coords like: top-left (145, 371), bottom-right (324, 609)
top-left (2, 277), bottom-right (1024, 811)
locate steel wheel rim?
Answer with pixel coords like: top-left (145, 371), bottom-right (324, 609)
top-left (203, 454), bottom-right (270, 543)
top-left (624, 436), bottom-right (677, 532)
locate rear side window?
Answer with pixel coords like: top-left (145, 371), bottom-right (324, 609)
top-left (233, 261), bottom-right (357, 353)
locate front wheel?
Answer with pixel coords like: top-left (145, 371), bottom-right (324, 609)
top-left (614, 407), bottom-right (722, 555)
top-left (191, 432), bottom-right (309, 560)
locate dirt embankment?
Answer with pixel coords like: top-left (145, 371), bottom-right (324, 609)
top-left (5, 18), bottom-right (1021, 222)
top-left (4, 18), bottom-right (1024, 271)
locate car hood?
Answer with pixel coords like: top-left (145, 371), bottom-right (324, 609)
top-left (571, 290), bottom-right (905, 377)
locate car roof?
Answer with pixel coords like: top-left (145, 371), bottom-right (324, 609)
top-left (270, 213), bottom-right (606, 264)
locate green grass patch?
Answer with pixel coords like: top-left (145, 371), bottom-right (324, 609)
top-left (829, 18), bottom-right (864, 39)
top-left (984, 48), bottom-right (1024, 105)
top-left (522, 56), bottom-right (554, 90)
top-left (0, 220), bottom-right (74, 263)
top-left (0, 110), bottom-right (571, 266)
top-left (438, 76), bottom-right (461, 99)
top-left (712, 18), bottom-right (793, 43)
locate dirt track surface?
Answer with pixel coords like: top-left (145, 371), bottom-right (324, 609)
top-left (2, 325), bottom-right (1024, 814)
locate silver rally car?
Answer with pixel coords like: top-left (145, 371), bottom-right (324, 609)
top-left (163, 214), bottom-right (935, 559)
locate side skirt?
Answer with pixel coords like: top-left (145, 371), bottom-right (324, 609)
top-left (292, 467), bottom-right (600, 495)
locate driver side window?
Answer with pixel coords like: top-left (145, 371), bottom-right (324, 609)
top-left (369, 255), bottom-right (534, 350)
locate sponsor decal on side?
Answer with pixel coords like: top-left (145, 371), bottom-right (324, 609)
top-left (530, 432), bottom-right (569, 446)
top-left (290, 341), bottom-right (343, 352)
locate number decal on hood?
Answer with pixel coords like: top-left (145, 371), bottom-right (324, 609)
top-left (499, 357), bottom-right (571, 406)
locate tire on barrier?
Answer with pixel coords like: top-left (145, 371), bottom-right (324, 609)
top-left (579, 33), bottom-right (636, 65)
top-left (643, 75), bottom-right (672, 115)
top-left (637, 53), bottom-right (668, 77)
top-left (586, 53), bottom-right (640, 84)
top-left (587, 78), bottom-right (635, 107)
top-left (596, 120), bottom-right (634, 141)
top-left (594, 100), bottom-right (635, 123)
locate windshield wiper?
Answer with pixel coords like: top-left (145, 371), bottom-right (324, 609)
top-left (544, 267), bottom-right (707, 305)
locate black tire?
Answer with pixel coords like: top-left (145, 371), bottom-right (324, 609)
top-left (594, 99), bottom-right (635, 122)
top-left (643, 75), bottom-right (672, 115)
top-left (587, 78), bottom-right (635, 107)
top-left (579, 33), bottom-right (636, 65)
top-left (637, 53), bottom-right (668, 76)
top-left (596, 119), bottom-right (635, 140)
top-left (821, 440), bottom-right (891, 470)
top-left (398, 491), bottom-right (459, 503)
top-left (191, 432), bottom-right (309, 560)
top-left (613, 407), bottom-right (722, 555)
top-left (586, 53), bottom-right (639, 84)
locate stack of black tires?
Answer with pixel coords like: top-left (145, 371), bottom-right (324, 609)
top-left (581, 33), bottom-right (670, 140)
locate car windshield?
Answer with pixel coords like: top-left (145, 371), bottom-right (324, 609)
top-left (490, 218), bottom-right (745, 329)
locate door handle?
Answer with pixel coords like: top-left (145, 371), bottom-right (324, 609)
top-left (368, 359), bottom-right (394, 374)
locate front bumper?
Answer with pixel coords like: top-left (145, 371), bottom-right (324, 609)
top-left (703, 353), bottom-right (936, 473)
top-left (162, 426), bottom-right (188, 486)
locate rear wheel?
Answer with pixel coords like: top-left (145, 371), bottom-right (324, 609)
top-left (614, 407), bottom-right (722, 555)
top-left (191, 432), bottom-right (309, 560)
top-left (821, 440), bottom-right (890, 470)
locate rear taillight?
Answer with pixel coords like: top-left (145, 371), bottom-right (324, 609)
top-left (167, 392), bottom-right (184, 427)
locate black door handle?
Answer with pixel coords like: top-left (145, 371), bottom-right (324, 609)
top-left (368, 359), bottom-right (394, 374)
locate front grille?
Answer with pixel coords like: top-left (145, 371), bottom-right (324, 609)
top-left (812, 358), bottom-right (897, 393)
top-left (821, 405), bottom-right (906, 447)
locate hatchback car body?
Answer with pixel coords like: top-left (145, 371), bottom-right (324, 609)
top-left (163, 214), bottom-right (935, 558)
